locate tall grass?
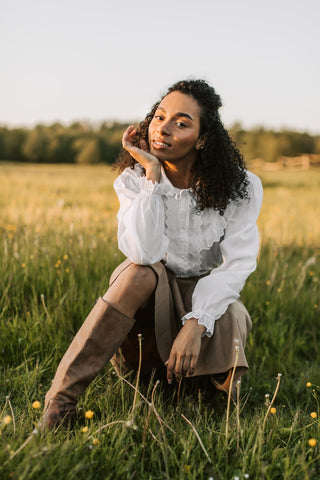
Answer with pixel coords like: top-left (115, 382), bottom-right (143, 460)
top-left (0, 163), bottom-right (319, 479)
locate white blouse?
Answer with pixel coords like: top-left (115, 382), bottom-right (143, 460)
top-left (114, 164), bottom-right (263, 337)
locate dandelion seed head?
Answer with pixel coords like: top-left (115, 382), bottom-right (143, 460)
top-left (32, 401), bottom-right (41, 409)
top-left (244, 475), bottom-right (250, 479)
top-left (308, 438), bottom-right (317, 447)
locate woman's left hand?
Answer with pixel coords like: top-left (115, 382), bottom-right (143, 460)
top-left (166, 319), bottom-right (205, 383)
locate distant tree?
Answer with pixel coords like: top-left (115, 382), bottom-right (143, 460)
top-left (22, 126), bottom-right (50, 162)
top-left (47, 134), bottom-right (76, 163)
top-left (0, 127), bottom-right (28, 161)
top-left (74, 138), bottom-right (101, 164)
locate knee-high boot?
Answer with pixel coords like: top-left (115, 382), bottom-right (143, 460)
top-left (41, 297), bottom-right (135, 429)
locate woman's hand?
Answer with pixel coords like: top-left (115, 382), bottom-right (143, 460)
top-left (122, 125), bottom-right (161, 183)
top-left (166, 319), bottom-right (206, 384)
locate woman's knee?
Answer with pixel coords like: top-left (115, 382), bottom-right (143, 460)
top-left (103, 263), bottom-right (157, 310)
top-left (122, 263), bottom-right (158, 293)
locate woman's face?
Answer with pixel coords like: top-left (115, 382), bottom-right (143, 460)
top-left (148, 91), bottom-right (204, 165)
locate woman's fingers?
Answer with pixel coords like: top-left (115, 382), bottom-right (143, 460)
top-left (122, 125), bottom-right (136, 149)
top-left (188, 354), bottom-right (198, 377)
top-left (166, 355), bottom-right (176, 385)
top-left (182, 356), bottom-right (192, 378)
top-left (167, 353), bottom-right (196, 383)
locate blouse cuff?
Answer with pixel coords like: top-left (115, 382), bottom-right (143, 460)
top-left (181, 310), bottom-right (215, 338)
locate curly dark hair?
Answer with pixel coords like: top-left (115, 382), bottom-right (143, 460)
top-left (114, 79), bottom-right (249, 213)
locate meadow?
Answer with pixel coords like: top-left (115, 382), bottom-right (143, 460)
top-left (0, 163), bottom-right (319, 480)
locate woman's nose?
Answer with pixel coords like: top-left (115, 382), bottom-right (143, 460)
top-left (158, 121), bottom-right (170, 136)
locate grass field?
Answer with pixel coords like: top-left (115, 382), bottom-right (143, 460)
top-left (0, 163), bottom-right (319, 480)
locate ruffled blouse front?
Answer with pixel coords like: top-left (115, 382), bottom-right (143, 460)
top-left (114, 164), bottom-right (263, 337)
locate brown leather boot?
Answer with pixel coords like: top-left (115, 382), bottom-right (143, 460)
top-left (40, 297), bottom-right (135, 430)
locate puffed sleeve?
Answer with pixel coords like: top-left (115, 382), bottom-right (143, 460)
top-left (114, 165), bottom-right (170, 265)
top-left (182, 172), bottom-right (263, 337)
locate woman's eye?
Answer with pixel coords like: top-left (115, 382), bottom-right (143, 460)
top-left (154, 115), bottom-right (163, 120)
top-left (176, 122), bottom-right (187, 127)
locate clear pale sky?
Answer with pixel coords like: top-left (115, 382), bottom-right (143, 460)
top-left (1, 0), bottom-right (320, 132)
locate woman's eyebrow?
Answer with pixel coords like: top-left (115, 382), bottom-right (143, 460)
top-left (157, 107), bottom-right (194, 121)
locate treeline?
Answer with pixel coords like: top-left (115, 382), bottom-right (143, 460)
top-left (0, 121), bottom-right (319, 164)
top-left (229, 123), bottom-right (320, 163)
top-left (0, 121), bottom-right (126, 164)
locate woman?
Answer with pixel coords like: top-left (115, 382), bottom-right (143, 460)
top-left (41, 79), bottom-right (263, 429)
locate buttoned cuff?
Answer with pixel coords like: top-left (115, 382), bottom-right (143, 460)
top-left (181, 310), bottom-right (215, 338)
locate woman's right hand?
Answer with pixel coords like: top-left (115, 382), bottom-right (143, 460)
top-left (122, 125), bottom-right (161, 183)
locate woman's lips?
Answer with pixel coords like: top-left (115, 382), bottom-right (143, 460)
top-left (152, 139), bottom-right (171, 149)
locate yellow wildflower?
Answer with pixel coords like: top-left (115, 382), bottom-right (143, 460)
top-left (308, 438), bottom-right (317, 447)
top-left (277, 288), bottom-right (282, 293)
top-left (266, 280), bottom-right (271, 285)
top-left (65, 268), bottom-right (70, 273)
top-left (306, 382), bottom-right (312, 387)
top-left (266, 301), bottom-right (270, 306)
top-left (82, 426), bottom-right (88, 433)
top-left (21, 263), bottom-right (25, 268)
top-left (32, 401), bottom-right (41, 409)
top-left (85, 410), bottom-right (94, 419)
top-left (63, 254), bottom-right (68, 260)
top-left (315, 305), bottom-right (318, 309)
top-left (310, 412), bottom-right (317, 419)
top-left (183, 465), bottom-right (191, 473)
top-left (270, 407), bottom-right (276, 414)
top-left (309, 271), bottom-right (314, 276)
top-left (92, 438), bottom-right (100, 445)
top-left (3, 415), bottom-right (12, 425)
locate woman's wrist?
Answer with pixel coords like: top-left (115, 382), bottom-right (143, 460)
top-left (184, 317), bottom-right (206, 336)
top-left (145, 163), bottom-right (161, 183)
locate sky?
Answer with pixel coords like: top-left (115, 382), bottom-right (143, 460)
top-left (1, 0), bottom-right (320, 133)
